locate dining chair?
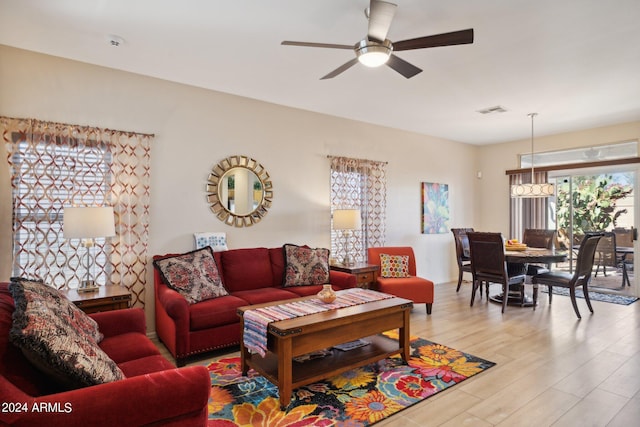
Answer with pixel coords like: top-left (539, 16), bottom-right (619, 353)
top-left (467, 232), bottom-right (528, 313)
top-left (522, 229), bottom-right (557, 276)
top-left (532, 232), bottom-right (605, 319)
top-left (613, 227), bottom-right (634, 287)
top-left (451, 228), bottom-right (474, 292)
top-left (593, 231), bottom-right (633, 286)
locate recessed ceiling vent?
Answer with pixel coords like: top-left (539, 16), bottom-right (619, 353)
top-left (477, 105), bottom-right (507, 115)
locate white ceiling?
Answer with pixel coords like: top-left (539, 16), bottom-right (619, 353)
top-left (1, 0), bottom-right (639, 145)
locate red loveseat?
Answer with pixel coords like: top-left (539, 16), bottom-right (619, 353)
top-left (154, 246), bottom-right (357, 365)
top-left (0, 282), bottom-right (210, 427)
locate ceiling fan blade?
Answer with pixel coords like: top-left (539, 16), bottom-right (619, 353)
top-left (281, 41), bottom-right (353, 50)
top-left (393, 28), bottom-right (474, 51)
top-left (320, 58), bottom-right (359, 80)
top-left (367, 0), bottom-right (397, 43)
top-left (386, 55), bottom-right (422, 79)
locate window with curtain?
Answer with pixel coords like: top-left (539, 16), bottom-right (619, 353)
top-left (1, 117), bottom-right (152, 307)
top-left (329, 156), bottom-right (387, 263)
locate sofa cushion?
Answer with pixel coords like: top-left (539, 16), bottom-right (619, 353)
top-left (9, 278), bottom-right (124, 389)
top-left (285, 284), bottom-right (326, 297)
top-left (232, 288), bottom-right (300, 305)
top-left (283, 244), bottom-right (330, 286)
top-left (194, 231), bottom-right (228, 252)
top-left (98, 332), bottom-right (161, 364)
top-left (153, 247), bottom-right (228, 304)
top-left (219, 248), bottom-right (274, 291)
top-left (117, 355), bottom-right (176, 378)
top-left (10, 278), bottom-right (103, 343)
top-left (380, 254), bottom-right (410, 278)
top-left (0, 283), bottom-right (58, 396)
top-left (189, 294), bottom-right (249, 331)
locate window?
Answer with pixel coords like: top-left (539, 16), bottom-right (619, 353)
top-left (329, 156), bottom-right (387, 263)
top-left (10, 135), bottom-right (112, 288)
top-left (2, 117), bottom-right (152, 307)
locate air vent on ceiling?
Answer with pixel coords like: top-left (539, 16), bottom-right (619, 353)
top-left (477, 105), bottom-right (507, 115)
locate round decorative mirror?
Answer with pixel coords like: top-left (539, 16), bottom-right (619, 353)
top-left (206, 155), bottom-right (273, 227)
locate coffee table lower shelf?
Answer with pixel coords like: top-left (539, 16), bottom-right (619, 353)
top-left (245, 334), bottom-right (402, 398)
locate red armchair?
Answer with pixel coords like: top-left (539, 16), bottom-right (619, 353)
top-left (367, 247), bottom-right (434, 314)
top-left (0, 282), bottom-right (211, 426)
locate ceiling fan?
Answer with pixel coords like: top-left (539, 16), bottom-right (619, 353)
top-left (281, 0), bottom-right (474, 80)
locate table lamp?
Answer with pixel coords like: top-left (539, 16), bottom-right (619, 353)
top-left (333, 209), bottom-right (362, 266)
top-left (63, 206), bottom-right (116, 292)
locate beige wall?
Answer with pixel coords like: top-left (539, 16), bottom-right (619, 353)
top-left (3, 44), bottom-right (638, 325)
top-left (0, 45), bottom-right (479, 327)
top-left (477, 121), bottom-right (640, 237)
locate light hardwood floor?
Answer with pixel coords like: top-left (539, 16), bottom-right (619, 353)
top-left (155, 281), bottom-right (640, 426)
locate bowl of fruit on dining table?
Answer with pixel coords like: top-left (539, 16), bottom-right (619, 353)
top-left (505, 239), bottom-right (528, 251)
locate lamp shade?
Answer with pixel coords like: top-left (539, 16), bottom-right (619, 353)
top-left (333, 209), bottom-right (362, 230)
top-left (511, 183), bottom-right (555, 198)
top-left (63, 207), bottom-right (116, 239)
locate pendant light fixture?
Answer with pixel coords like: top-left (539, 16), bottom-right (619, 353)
top-left (510, 113), bottom-right (554, 198)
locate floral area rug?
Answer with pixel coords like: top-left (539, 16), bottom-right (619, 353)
top-left (541, 286), bottom-right (639, 305)
top-left (205, 332), bottom-right (495, 426)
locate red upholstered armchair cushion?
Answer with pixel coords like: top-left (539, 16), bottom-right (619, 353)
top-left (367, 247), bottom-right (434, 313)
top-left (0, 282), bottom-right (210, 426)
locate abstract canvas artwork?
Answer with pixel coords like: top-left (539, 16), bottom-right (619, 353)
top-left (421, 182), bottom-right (449, 234)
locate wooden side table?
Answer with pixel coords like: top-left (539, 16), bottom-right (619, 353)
top-left (62, 285), bottom-right (132, 314)
top-left (330, 262), bottom-right (380, 289)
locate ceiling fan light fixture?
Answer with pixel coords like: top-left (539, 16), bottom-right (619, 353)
top-left (356, 39), bottom-right (392, 67)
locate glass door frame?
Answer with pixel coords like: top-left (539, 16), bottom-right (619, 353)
top-left (549, 164), bottom-right (638, 297)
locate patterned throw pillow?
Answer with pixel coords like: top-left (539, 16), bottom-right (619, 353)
top-left (380, 254), bottom-right (410, 278)
top-left (153, 246), bottom-right (228, 304)
top-left (283, 244), bottom-right (330, 287)
top-left (194, 232), bottom-right (228, 252)
top-left (9, 278), bottom-right (124, 389)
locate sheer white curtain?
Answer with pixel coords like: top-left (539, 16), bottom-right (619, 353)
top-left (329, 156), bottom-right (387, 263)
top-left (2, 117), bottom-right (152, 307)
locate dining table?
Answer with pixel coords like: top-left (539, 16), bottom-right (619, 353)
top-left (490, 247), bottom-right (568, 307)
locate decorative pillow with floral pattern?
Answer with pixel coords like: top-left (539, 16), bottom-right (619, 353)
top-left (380, 254), bottom-right (410, 278)
top-left (283, 244), bottom-right (330, 286)
top-left (9, 278), bottom-right (124, 389)
top-left (153, 246), bottom-right (228, 304)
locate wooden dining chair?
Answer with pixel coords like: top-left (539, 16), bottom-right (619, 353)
top-left (451, 228), bottom-right (474, 292)
top-left (612, 227), bottom-right (634, 287)
top-left (467, 232), bottom-right (528, 313)
top-left (532, 232), bottom-right (605, 319)
top-left (522, 229), bottom-right (557, 276)
top-left (594, 231), bottom-right (617, 278)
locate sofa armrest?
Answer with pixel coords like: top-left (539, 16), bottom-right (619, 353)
top-left (1, 366), bottom-right (210, 427)
top-left (157, 283), bottom-right (190, 321)
top-left (330, 270), bottom-right (357, 288)
top-left (90, 308), bottom-right (146, 337)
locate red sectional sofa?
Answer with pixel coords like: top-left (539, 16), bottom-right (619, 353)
top-left (154, 246), bottom-right (357, 366)
top-left (0, 282), bottom-right (211, 426)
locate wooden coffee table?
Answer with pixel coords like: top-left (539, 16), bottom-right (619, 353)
top-left (237, 292), bottom-right (413, 408)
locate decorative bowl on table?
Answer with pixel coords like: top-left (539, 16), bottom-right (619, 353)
top-left (505, 240), bottom-right (528, 251)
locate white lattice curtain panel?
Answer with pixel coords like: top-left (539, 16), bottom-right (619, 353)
top-left (330, 156), bottom-right (387, 264)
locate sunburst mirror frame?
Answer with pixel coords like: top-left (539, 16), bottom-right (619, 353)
top-left (206, 155), bottom-right (273, 227)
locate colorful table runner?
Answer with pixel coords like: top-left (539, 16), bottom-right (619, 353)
top-left (242, 288), bottom-right (394, 357)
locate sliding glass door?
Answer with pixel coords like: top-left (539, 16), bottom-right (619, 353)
top-left (549, 168), bottom-right (637, 296)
